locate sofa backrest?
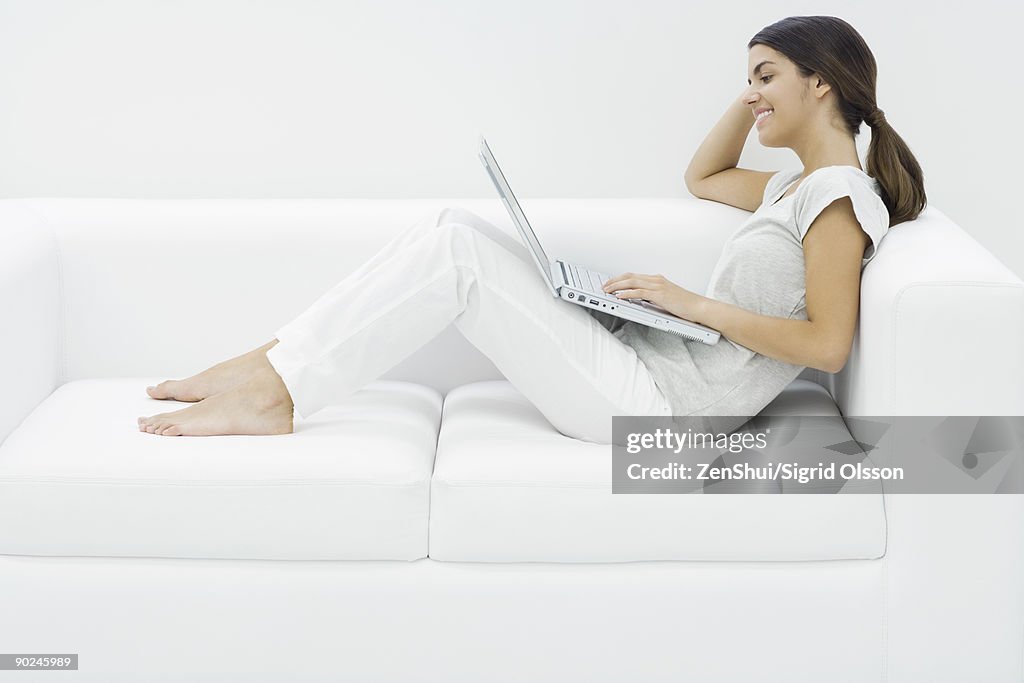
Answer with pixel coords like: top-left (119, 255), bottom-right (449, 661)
top-left (7, 196), bottom-right (1024, 417)
top-left (21, 197), bottom-right (742, 390)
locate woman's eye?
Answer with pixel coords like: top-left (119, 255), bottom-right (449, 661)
top-left (761, 76), bottom-right (772, 83)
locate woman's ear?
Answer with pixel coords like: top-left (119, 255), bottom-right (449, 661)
top-left (812, 75), bottom-right (832, 99)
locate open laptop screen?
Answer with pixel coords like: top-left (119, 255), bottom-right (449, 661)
top-left (477, 136), bottom-right (554, 277)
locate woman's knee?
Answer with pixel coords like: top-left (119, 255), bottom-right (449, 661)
top-left (437, 207), bottom-right (533, 267)
top-left (435, 221), bottom-right (479, 245)
top-left (437, 206), bottom-right (466, 228)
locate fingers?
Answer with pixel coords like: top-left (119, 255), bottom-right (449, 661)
top-left (603, 272), bottom-right (636, 291)
top-left (610, 289), bottom-right (645, 299)
top-left (604, 281), bottom-right (639, 296)
top-left (602, 276), bottom-right (645, 294)
top-left (602, 272), bottom-right (632, 290)
top-left (602, 273), bottom-right (664, 292)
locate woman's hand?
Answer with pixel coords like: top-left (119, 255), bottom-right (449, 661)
top-left (602, 272), bottom-right (708, 323)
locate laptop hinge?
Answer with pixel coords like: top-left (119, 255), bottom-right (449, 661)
top-left (553, 260), bottom-right (568, 287)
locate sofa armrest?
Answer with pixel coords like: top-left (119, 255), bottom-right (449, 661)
top-left (827, 206), bottom-right (1024, 681)
top-left (0, 201), bottom-right (61, 446)
top-left (832, 206), bottom-right (1024, 416)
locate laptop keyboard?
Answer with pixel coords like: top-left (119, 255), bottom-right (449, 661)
top-left (565, 262), bottom-right (712, 344)
top-left (567, 263), bottom-right (610, 294)
top-left (567, 262), bottom-right (650, 306)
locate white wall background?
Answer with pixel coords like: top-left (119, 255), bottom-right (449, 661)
top-left (1, 0), bottom-right (1022, 279)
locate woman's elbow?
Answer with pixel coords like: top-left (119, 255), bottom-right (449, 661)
top-left (807, 357), bottom-right (842, 374)
top-left (823, 355), bottom-right (847, 374)
top-left (816, 345), bottom-right (851, 374)
top-left (807, 323), bottom-right (854, 374)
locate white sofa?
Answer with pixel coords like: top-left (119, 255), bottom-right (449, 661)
top-left (1, 196), bottom-right (1022, 682)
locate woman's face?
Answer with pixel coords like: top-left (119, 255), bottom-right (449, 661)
top-left (744, 45), bottom-right (813, 148)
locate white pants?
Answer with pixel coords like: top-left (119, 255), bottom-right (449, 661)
top-left (265, 207), bottom-right (673, 444)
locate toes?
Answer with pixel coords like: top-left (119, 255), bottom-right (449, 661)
top-left (139, 414), bottom-right (180, 434)
top-left (147, 381), bottom-right (181, 400)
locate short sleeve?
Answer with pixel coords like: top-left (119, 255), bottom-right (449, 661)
top-left (793, 167), bottom-right (891, 268)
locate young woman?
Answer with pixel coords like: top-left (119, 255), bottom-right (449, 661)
top-left (137, 15), bottom-right (925, 443)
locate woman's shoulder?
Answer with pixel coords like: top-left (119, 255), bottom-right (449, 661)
top-left (797, 165), bottom-right (878, 195)
top-left (791, 165), bottom-right (886, 214)
top-left (790, 165), bottom-right (891, 252)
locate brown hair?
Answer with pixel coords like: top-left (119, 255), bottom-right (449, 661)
top-left (749, 16), bottom-right (926, 227)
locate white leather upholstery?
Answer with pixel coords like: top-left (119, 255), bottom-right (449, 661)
top-left (0, 202), bottom-right (61, 447)
top-left (0, 379), bottom-right (441, 560)
top-left (883, 494), bottom-right (1024, 682)
top-left (0, 198), bottom-right (1021, 682)
top-left (431, 379), bottom-right (887, 562)
top-left (9, 198), bottom-right (1019, 432)
top-left (6, 197), bottom-right (743, 396)
top-left (830, 206), bottom-right (1024, 416)
top-left (0, 554), bottom-right (884, 683)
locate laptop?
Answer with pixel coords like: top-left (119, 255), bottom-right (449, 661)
top-left (477, 136), bottom-right (720, 345)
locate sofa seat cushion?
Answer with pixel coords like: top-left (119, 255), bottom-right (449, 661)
top-left (0, 379), bottom-right (441, 561)
top-left (429, 379), bottom-right (887, 562)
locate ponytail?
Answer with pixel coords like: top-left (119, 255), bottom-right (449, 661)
top-left (864, 108), bottom-right (927, 226)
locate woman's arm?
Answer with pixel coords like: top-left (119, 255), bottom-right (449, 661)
top-left (683, 90), bottom-right (776, 213)
top-left (604, 275), bottom-right (839, 371)
top-left (693, 303), bottom-right (837, 372)
top-left (692, 197), bottom-right (870, 373)
top-left (604, 198), bottom-right (870, 373)
top-left (683, 90), bottom-right (755, 187)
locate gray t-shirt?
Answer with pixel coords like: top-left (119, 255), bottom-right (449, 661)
top-left (596, 165), bottom-right (890, 427)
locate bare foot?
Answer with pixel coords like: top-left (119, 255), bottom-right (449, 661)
top-left (146, 339), bottom-right (279, 402)
top-left (137, 356), bottom-right (294, 436)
